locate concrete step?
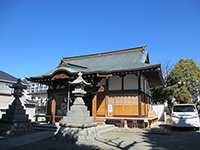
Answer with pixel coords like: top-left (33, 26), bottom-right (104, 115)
top-left (96, 117), bottom-right (106, 125)
top-left (97, 124), bottom-right (116, 135)
top-left (32, 123), bottom-right (60, 132)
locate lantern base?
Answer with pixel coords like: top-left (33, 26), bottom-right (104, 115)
top-left (0, 120), bottom-right (34, 136)
top-left (1, 105), bottom-right (30, 122)
top-left (0, 103), bottom-right (33, 136)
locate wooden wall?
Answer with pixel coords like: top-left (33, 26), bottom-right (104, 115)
top-left (95, 92), bottom-right (151, 118)
top-left (96, 94), bottom-right (106, 116)
top-left (107, 93), bottom-right (139, 117)
top-left (141, 92), bottom-right (151, 116)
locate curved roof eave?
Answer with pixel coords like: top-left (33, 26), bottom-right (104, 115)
top-left (26, 63), bottom-right (162, 80)
top-left (26, 67), bottom-right (84, 80)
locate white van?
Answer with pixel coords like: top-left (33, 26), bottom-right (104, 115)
top-left (172, 104), bottom-right (200, 130)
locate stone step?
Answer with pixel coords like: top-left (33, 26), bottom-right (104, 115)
top-left (33, 127), bottom-right (57, 131)
top-left (32, 123), bottom-right (59, 131)
top-left (96, 122), bottom-right (104, 125)
top-left (96, 117), bottom-right (106, 125)
top-left (96, 117), bottom-right (106, 121)
top-left (97, 124), bottom-right (116, 135)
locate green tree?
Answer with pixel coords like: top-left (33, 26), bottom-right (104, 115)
top-left (151, 59), bottom-right (174, 108)
top-left (167, 59), bottom-right (200, 104)
top-left (152, 58), bottom-right (200, 107)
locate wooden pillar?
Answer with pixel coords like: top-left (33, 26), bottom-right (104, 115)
top-left (121, 75), bottom-right (124, 90)
top-left (51, 98), bottom-right (56, 123)
top-left (143, 79), bottom-right (147, 116)
top-left (138, 72), bottom-right (142, 117)
top-left (105, 95), bottom-right (108, 117)
top-left (105, 78), bottom-right (109, 117)
top-left (92, 94), bottom-right (97, 122)
top-left (144, 94), bottom-right (146, 115)
top-left (67, 84), bottom-right (70, 113)
top-left (92, 77), bottom-right (98, 122)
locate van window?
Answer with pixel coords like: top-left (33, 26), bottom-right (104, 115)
top-left (173, 105), bottom-right (196, 112)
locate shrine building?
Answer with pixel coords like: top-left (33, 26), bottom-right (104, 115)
top-left (26, 45), bottom-right (164, 125)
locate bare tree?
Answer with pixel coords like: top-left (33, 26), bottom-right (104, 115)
top-left (161, 59), bottom-right (174, 77)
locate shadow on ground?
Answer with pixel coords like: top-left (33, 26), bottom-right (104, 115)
top-left (8, 137), bottom-right (100, 150)
top-left (140, 127), bottom-right (200, 150)
top-left (95, 137), bottom-right (137, 150)
top-left (6, 125), bottom-right (200, 150)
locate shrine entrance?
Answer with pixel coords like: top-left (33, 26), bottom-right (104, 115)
top-left (83, 94), bottom-right (93, 116)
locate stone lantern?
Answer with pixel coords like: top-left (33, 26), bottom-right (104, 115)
top-left (68, 72), bottom-right (90, 106)
top-left (55, 72), bottom-right (98, 144)
top-left (10, 78), bottom-right (27, 105)
top-left (0, 79), bottom-right (34, 136)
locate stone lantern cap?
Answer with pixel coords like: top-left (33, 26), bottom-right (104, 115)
top-left (9, 78), bottom-right (27, 90)
top-left (69, 72), bottom-right (91, 87)
top-left (9, 79), bottom-right (27, 105)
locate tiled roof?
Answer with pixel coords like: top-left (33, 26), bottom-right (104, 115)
top-left (0, 70), bottom-right (18, 83)
top-left (26, 46), bottom-right (164, 86)
top-left (31, 46), bottom-right (160, 77)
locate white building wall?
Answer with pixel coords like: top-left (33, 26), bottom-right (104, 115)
top-left (124, 74), bottom-right (138, 90)
top-left (0, 95), bottom-right (13, 118)
top-left (107, 74), bottom-right (151, 95)
top-left (109, 76), bottom-right (121, 90)
top-left (25, 105), bottom-right (36, 121)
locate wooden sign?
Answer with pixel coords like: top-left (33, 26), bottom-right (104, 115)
top-left (52, 74), bottom-right (69, 80)
top-left (108, 104), bottom-right (113, 113)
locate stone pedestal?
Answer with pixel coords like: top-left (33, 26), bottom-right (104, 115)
top-left (0, 104), bottom-right (34, 136)
top-left (54, 72), bottom-right (99, 144)
top-left (55, 98), bottom-right (98, 144)
top-left (54, 125), bottom-right (98, 144)
top-left (63, 97), bottom-right (96, 127)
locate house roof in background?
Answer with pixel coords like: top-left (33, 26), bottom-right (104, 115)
top-left (0, 70), bottom-right (28, 85)
top-left (0, 70), bottom-right (18, 83)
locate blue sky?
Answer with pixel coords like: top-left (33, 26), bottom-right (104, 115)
top-left (0, 0), bottom-right (200, 79)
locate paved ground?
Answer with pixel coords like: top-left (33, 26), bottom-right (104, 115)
top-left (0, 122), bottom-right (200, 150)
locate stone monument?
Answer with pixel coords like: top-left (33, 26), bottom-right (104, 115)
top-left (0, 79), bottom-right (34, 136)
top-left (54, 72), bottom-right (98, 144)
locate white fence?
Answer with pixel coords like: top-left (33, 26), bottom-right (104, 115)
top-left (152, 104), bottom-right (166, 121)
